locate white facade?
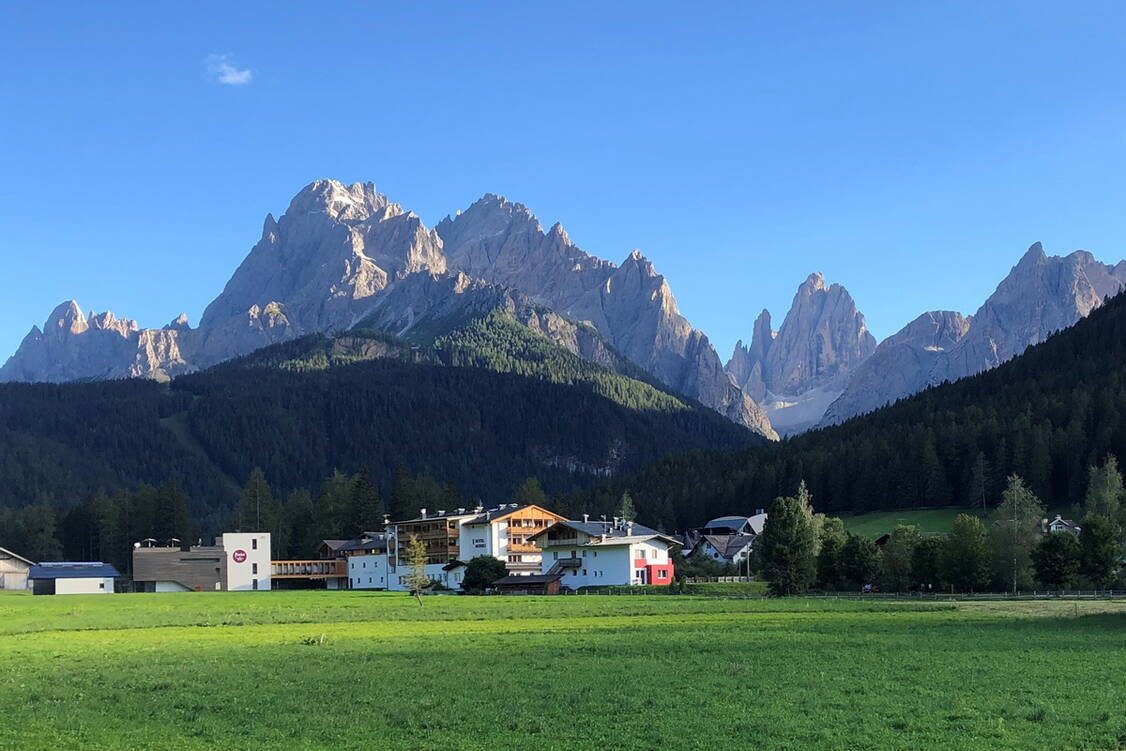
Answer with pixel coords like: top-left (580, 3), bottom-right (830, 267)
top-left (541, 540), bottom-right (670, 587)
top-left (385, 561), bottom-right (465, 591)
top-left (54, 577), bottom-right (114, 594)
top-left (348, 553), bottom-right (390, 590)
top-left (216, 533), bottom-right (271, 591)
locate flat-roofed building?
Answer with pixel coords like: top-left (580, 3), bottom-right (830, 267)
top-left (133, 532), bottom-right (271, 592)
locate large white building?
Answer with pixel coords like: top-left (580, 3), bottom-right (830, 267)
top-left (530, 518), bottom-right (680, 588)
top-left (0, 546), bottom-right (34, 591)
top-left (347, 504), bottom-right (566, 591)
top-left (28, 562), bottom-right (120, 595)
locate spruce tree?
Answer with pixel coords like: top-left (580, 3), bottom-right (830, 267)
top-left (757, 494), bottom-right (817, 596)
top-left (942, 514), bottom-right (990, 592)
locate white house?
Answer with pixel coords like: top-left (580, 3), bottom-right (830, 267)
top-left (530, 518), bottom-right (680, 588)
top-left (28, 562), bottom-right (120, 595)
top-left (1044, 515), bottom-right (1081, 534)
top-left (699, 513), bottom-right (768, 536)
top-left (343, 533), bottom-right (390, 590)
top-left (381, 504), bottom-right (566, 591)
top-left (0, 546), bottom-right (35, 591)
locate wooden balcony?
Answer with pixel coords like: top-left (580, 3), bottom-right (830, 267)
top-left (271, 559), bottom-right (347, 579)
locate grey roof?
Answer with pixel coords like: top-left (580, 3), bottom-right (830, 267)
top-left (529, 520), bottom-right (680, 547)
top-left (319, 539), bottom-right (349, 552)
top-left (700, 534), bottom-right (756, 559)
top-left (29, 562), bottom-right (121, 579)
top-left (337, 534), bottom-right (388, 553)
top-left (462, 504), bottom-right (532, 525)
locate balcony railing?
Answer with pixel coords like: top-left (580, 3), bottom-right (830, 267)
top-left (271, 560), bottom-right (347, 578)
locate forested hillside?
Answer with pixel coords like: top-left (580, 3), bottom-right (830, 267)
top-left (0, 313), bottom-right (756, 531)
top-left (577, 291), bottom-right (1126, 530)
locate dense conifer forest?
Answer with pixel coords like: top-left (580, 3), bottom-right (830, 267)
top-left (0, 312), bottom-right (756, 556)
top-left (577, 291), bottom-right (1126, 530)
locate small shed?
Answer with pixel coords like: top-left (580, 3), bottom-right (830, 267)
top-left (491, 574), bottom-right (563, 595)
top-left (0, 547), bottom-right (35, 591)
top-left (28, 562), bottom-right (121, 595)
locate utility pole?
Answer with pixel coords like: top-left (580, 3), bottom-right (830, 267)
top-left (1010, 516), bottom-right (1018, 596)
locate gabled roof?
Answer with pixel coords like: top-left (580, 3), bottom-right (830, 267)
top-left (529, 520), bottom-right (681, 547)
top-left (319, 539), bottom-right (349, 552)
top-left (700, 534), bottom-right (755, 559)
top-left (337, 534), bottom-right (388, 553)
top-left (0, 546), bottom-right (35, 567)
top-left (28, 562), bottom-right (121, 579)
top-left (462, 504), bottom-right (565, 526)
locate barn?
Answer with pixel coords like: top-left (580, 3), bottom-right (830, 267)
top-left (28, 562), bottom-right (120, 595)
top-left (0, 547), bottom-right (35, 591)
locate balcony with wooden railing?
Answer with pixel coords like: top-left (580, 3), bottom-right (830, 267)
top-left (271, 559), bottom-right (348, 579)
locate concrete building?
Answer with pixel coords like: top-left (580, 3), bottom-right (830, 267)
top-left (28, 562), bottom-right (120, 595)
top-left (531, 518), bottom-right (680, 588)
top-left (383, 504), bottom-right (565, 591)
top-left (343, 533), bottom-right (390, 590)
top-left (133, 532), bottom-right (272, 592)
top-left (0, 546), bottom-right (35, 591)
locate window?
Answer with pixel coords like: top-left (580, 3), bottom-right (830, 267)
top-left (99, 582), bottom-right (105, 589)
top-left (362, 562), bottom-right (366, 568)
top-left (593, 551), bottom-right (597, 558)
top-left (581, 550), bottom-right (587, 557)
top-left (553, 552), bottom-right (559, 560)
top-left (368, 577), bottom-right (372, 583)
top-left (651, 549), bottom-right (658, 559)
top-left (658, 571), bottom-right (666, 579)
top-left (252, 563), bottom-right (258, 575)
top-left (252, 539), bottom-right (258, 550)
top-left (252, 579), bottom-right (259, 591)
top-left (582, 569), bottom-right (588, 576)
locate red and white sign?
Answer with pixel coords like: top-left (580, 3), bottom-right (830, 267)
top-left (232, 549), bottom-right (248, 564)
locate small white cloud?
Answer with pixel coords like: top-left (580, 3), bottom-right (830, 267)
top-left (205, 54), bottom-right (253, 86)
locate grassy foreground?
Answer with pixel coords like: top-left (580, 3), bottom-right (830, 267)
top-left (0, 591), bottom-right (1123, 750)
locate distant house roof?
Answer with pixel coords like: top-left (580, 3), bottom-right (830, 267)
top-left (528, 520), bottom-right (681, 547)
top-left (700, 534), bottom-right (756, 560)
top-left (1046, 516), bottom-right (1081, 532)
top-left (701, 513), bottom-right (768, 536)
top-left (28, 562), bottom-right (121, 580)
top-left (319, 539), bottom-right (349, 552)
top-left (0, 546), bottom-right (35, 567)
top-left (441, 560), bottom-right (468, 572)
top-left (337, 534), bottom-right (388, 553)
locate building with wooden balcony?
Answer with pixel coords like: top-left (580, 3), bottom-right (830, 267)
top-left (532, 517), bottom-right (680, 588)
top-left (382, 504), bottom-right (567, 591)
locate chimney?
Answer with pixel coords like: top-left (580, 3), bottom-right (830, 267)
top-left (582, 513), bottom-right (590, 523)
top-left (475, 505), bottom-right (484, 513)
top-left (457, 507), bottom-right (466, 514)
top-left (437, 509), bottom-right (446, 516)
top-left (626, 522), bottom-right (634, 536)
top-left (420, 508), bottom-right (427, 519)
top-left (755, 508), bottom-right (765, 516)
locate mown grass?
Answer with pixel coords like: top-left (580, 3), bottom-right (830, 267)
top-left (842, 508), bottom-right (978, 538)
top-left (0, 591), bottom-right (1123, 750)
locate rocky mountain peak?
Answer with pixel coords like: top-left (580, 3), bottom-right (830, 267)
top-left (166, 313), bottom-right (191, 331)
top-left (286, 179), bottom-right (391, 223)
top-left (47, 300), bottom-right (88, 337)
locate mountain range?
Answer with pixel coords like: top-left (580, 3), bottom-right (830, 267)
top-left (3, 179), bottom-right (1125, 438)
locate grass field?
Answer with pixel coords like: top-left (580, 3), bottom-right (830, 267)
top-left (841, 508), bottom-right (978, 538)
top-left (1, 591), bottom-right (1123, 750)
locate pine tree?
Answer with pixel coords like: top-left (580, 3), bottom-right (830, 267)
top-left (839, 534), bottom-right (881, 590)
top-left (815, 516), bottom-right (847, 590)
top-left (757, 494), bottom-right (817, 596)
top-left (1084, 455), bottom-right (1125, 537)
top-left (1031, 532), bottom-right (1080, 590)
top-left (942, 514), bottom-right (990, 592)
top-left (350, 468), bottom-right (384, 536)
top-left (513, 478), bottom-right (549, 508)
top-left (238, 468), bottom-right (274, 533)
top-left (617, 491), bottom-right (637, 522)
top-left (1078, 513), bottom-right (1121, 588)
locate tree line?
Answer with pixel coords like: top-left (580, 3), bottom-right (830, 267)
top-left (0, 466), bottom-right (561, 569)
top-left (754, 456), bottom-right (1126, 595)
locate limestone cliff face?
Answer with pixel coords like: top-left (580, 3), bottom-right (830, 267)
top-left (821, 243), bottom-right (1126, 425)
top-left (194, 180), bottom-right (445, 366)
top-left (725, 273), bottom-right (875, 434)
top-left (0, 302), bottom-right (193, 382)
top-left (1, 180), bottom-right (775, 436)
top-left (436, 197), bottom-right (776, 438)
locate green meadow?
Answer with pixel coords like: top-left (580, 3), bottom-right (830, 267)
top-left (842, 508), bottom-right (975, 538)
top-left (0, 591), bottom-right (1123, 750)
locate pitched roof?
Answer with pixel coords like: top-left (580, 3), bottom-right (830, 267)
top-left (0, 546), bottom-right (35, 567)
top-left (700, 534), bottom-right (755, 559)
top-left (28, 562), bottom-right (121, 579)
top-left (337, 534), bottom-right (388, 553)
top-left (528, 520), bottom-right (680, 547)
top-left (319, 539), bottom-right (349, 552)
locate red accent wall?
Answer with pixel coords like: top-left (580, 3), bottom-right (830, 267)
top-left (639, 561), bottom-right (674, 586)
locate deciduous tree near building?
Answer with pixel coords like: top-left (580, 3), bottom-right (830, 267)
top-left (942, 514), bottom-right (990, 592)
top-left (1031, 531), bottom-right (1080, 590)
top-left (404, 534), bottom-right (431, 606)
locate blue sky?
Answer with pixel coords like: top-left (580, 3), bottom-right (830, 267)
top-left (4, 2), bottom-right (1126, 362)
